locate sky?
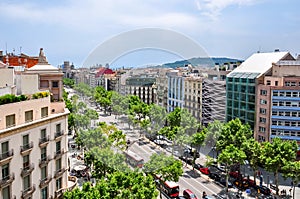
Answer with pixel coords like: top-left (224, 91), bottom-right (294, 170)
top-left (0, 0), bottom-right (299, 68)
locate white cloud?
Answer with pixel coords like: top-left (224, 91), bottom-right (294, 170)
top-left (0, 0), bottom-right (204, 31)
top-left (195, 0), bottom-right (262, 19)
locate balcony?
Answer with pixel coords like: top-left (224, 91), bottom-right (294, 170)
top-left (54, 167), bottom-right (66, 178)
top-left (39, 175), bottom-right (52, 188)
top-left (20, 163), bottom-right (34, 177)
top-left (39, 136), bottom-right (50, 147)
top-left (21, 184), bottom-right (36, 199)
top-left (54, 130), bottom-right (64, 140)
top-left (39, 156), bottom-right (51, 167)
top-left (54, 188), bottom-right (66, 199)
top-left (20, 142), bottom-right (34, 155)
top-left (53, 149), bottom-right (64, 159)
top-left (0, 173), bottom-right (15, 188)
top-left (0, 149), bottom-right (14, 164)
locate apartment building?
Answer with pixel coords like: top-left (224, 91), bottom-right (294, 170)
top-left (125, 76), bottom-right (157, 104)
top-left (167, 70), bottom-right (184, 112)
top-left (184, 76), bottom-right (202, 121)
top-left (226, 51), bottom-right (292, 130)
top-left (255, 58), bottom-right (300, 147)
top-left (0, 50), bottom-right (74, 199)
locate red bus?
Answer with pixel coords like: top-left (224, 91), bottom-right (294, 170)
top-left (124, 150), bottom-right (144, 168)
top-left (153, 174), bottom-right (180, 198)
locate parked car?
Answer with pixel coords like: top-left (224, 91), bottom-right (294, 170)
top-left (229, 171), bottom-right (243, 179)
top-left (233, 179), bottom-right (249, 190)
top-left (243, 178), bottom-right (256, 187)
top-left (254, 185), bottom-right (271, 196)
top-left (218, 177), bottom-right (233, 188)
top-left (194, 163), bottom-right (204, 170)
top-left (199, 167), bottom-right (210, 175)
top-left (209, 172), bottom-right (221, 181)
top-left (183, 189), bottom-right (198, 199)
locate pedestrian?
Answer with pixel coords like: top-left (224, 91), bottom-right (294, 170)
top-left (202, 191), bottom-right (207, 199)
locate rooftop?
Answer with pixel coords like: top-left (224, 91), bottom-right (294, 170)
top-left (228, 51), bottom-right (290, 78)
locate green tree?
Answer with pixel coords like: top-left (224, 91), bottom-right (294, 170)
top-left (282, 161), bottom-right (300, 199)
top-left (64, 171), bottom-right (158, 199)
top-left (63, 78), bottom-right (75, 88)
top-left (191, 130), bottom-right (206, 169)
top-left (217, 118), bottom-right (252, 151)
top-left (143, 153), bottom-right (183, 199)
top-left (241, 138), bottom-right (262, 183)
top-left (261, 137), bottom-right (298, 195)
top-left (218, 144), bottom-right (247, 192)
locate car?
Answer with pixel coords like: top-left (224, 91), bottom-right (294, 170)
top-left (209, 172), bottom-right (221, 181)
top-left (229, 171), bottom-right (243, 179)
top-left (254, 185), bottom-right (271, 196)
top-left (234, 179), bottom-right (249, 190)
top-left (194, 163), bottom-right (204, 170)
top-left (183, 189), bottom-right (198, 199)
top-left (218, 177), bottom-right (233, 188)
top-left (243, 178), bottom-right (256, 187)
top-left (199, 167), bottom-right (210, 175)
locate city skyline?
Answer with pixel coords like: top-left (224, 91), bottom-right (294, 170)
top-left (0, 0), bottom-right (299, 67)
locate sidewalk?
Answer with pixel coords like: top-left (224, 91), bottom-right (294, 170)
top-left (195, 151), bottom-right (299, 198)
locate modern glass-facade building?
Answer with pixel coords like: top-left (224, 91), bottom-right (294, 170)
top-left (226, 72), bottom-right (259, 129)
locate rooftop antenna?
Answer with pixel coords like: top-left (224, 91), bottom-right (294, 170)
top-left (5, 42), bottom-right (7, 55)
top-left (19, 46), bottom-right (22, 55)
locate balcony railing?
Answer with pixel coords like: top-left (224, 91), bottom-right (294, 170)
top-left (0, 149), bottom-right (14, 162)
top-left (39, 156), bottom-right (51, 167)
top-left (21, 184), bottom-right (36, 199)
top-left (54, 130), bottom-right (64, 139)
top-left (67, 175), bottom-right (78, 191)
top-left (0, 173), bottom-right (15, 188)
top-left (54, 168), bottom-right (66, 178)
top-left (39, 136), bottom-right (50, 146)
top-left (21, 163), bottom-right (34, 177)
top-left (39, 175), bottom-right (52, 188)
top-left (54, 188), bottom-right (66, 199)
top-left (53, 149), bottom-right (64, 159)
top-left (20, 142), bottom-right (34, 153)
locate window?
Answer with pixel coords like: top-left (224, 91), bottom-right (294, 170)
top-left (23, 175), bottom-right (31, 191)
top-left (272, 101), bottom-right (278, 106)
top-left (25, 110), bottom-right (33, 123)
top-left (260, 90), bottom-right (267, 95)
top-left (41, 147), bottom-right (47, 161)
top-left (1, 141), bottom-right (9, 155)
top-left (56, 158), bottom-right (62, 171)
top-left (56, 178), bottom-right (62, 190)
top-left (56, 141), bottom-right (61, 153)
top-left (291, 82), bottom-right (296, 86)
top-left (6, 114), bottom-right (15, 128)
top-left (292, 92), bottom-right (298, 97)
top-left (259, 108), bottom-right (266, 115)
top-left (279, 91), bottom-right (285, 96)
top-left (260, 99), bottom-right (267, 105)
top-left (41, 166), bottom-right (47, 180)
top-left (56, 124), bottom-right (61, 134)
top-left (2, 185), bottom-right (11, 199)
top-left (292, 112), bottom-right (298, 117)
top-left (41, 187), bottom-right (48, 199)
top-left (23, 134), bottom-right (29, 148)
top-left (266, 80), bottom-right (271, 85)
top-left (286, 92), bottom-right (291, 97)
top-left (23, 155), bottom-right (30, 169)
top-left (273, 91), bottom-right (278, 96)
top-left (259, 126), bottom-right (266, 133)
top-left (2, 163), bottom-right (9, 180)
top-left (275, 81), bottom-right (278, 86)
top-left (285, 82), bottom-right (291, 86)
top-left (41, 107), bottom-right (48, 118)
top-left (52, 81), bottom-right (59, 88)
top-left (41, 129), bottom-right (46, 139)
top-left (259, 117), bottom-right (266, 123)
top-left (285, 102), bottom-right (291, 107)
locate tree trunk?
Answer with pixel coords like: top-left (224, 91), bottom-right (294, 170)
top-left (275, 171), bottom-right (279, 195)
top-left (293, 184), bottom-right (295, 199)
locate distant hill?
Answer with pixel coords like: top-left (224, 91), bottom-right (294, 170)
top-left (159, 57), bottom-right (243, 68)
